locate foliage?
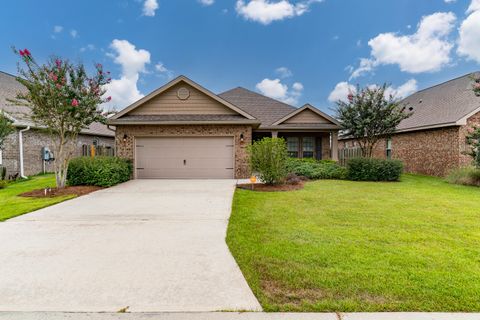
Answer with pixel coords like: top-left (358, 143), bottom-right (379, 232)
top-left (335, 84), bottom-right (412, 158)
top-left (248, 137), bottom-right (289, 185)
top-left (67, 157), bottom-right (132, 187)
top-left (446, 166), bottom-right (480, 187)
top-left (227, 174), bottom-right (480, 311)
top-left (0, 112), bottom-right (14, 150)
top-left (346, 157), bottom-right (403, 181)
top-left (0, 180), bottom-right (7, 189)
top-left (0, 166), bottom-right (6, 180)
top-left (465, 127), bottom-right (480, 168)
top-left (11, 48), bottom-right (112, 188)
top-left (286, 158), bottom-right (347, 180)
top-left (473, 74), bottom-right (480, 97)
top-left (0, 174), bottom-right (74, 221)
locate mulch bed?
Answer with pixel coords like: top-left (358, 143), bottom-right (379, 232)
top-left (19, 185), bottom-right (103, 198)
top-left (237, 182), bottom-right (304, 192)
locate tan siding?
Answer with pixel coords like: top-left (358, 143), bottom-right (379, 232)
top-left (128, 83), bottom-right (237, 116)
top-left (284, 109), bottom-right (330, 124)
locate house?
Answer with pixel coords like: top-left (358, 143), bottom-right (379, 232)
top-left (0, 71), bottom-right (115, 178)
top-left (108, 75), bottom-right (341, 179)
top-left (339, 72), bottom-right (480, 177)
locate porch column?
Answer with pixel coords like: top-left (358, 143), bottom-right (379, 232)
top-left (271, 131), bottom-right (278, 138)
top-left (331, 131), bottom-right (339, 161)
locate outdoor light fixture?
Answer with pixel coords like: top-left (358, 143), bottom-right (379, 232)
top-left (123, 134), bottom-right (128, 142)
top-left (240, 133), bottom-right (244, 143)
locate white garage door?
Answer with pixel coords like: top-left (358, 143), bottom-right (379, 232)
top-left (135, 137), bottom-right (234, 179)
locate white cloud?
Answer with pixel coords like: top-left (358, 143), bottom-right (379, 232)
top-left (235, 0), bottom-right (322, 25)
top-left (256, 78), bottom-right (303, 105)
top-left (275, 67), bottom-right (293, 78)
top-left (328, 79), bottom-right (418, 103)
top-left (458, 2), bottom-right (480, 63)
top-left (350, 12), bottom-right (456, 78)
top-left (142, 0), bottom-right (159, 16)
top-left (328, 82), bottom-right (356, 103)
top-left (104, 39), bottom-right (151, 110)
top-left (444, 0), bottom-right (456, 3)
top-left (53, 25), bottom-right (63, 33)
top-left (349, 58), bottom-right (378, 80)
top-left (198, 0), bottom-right (214, 5)
top-left (467, 0), bottom-right (480, 13)
top-left (155, 62), bottom-right (174, 79)
top-left (80, 44), bottom-right (95, 52)
top-left (70, 29), bottom-right (78, 38)
top-left (384, 79), bottom-right (418, 99)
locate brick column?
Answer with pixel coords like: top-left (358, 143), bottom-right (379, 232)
top-left (271, 131), bottom-right (278, 138)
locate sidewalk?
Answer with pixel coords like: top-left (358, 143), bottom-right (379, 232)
top-left (1, 312), bottom-right (480, 320)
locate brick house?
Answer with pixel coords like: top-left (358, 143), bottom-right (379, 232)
top-left (0, 71), bottom-right (115, 178)
top-left (339, 72), bottom-right (480, 177)
top-left (109, 76), bottom-right (340, 179)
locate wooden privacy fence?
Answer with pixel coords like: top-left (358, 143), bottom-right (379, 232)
top-left (81, 145), bottom-right (115, 157)
top-left (338, 147), bottom-right (362, 166)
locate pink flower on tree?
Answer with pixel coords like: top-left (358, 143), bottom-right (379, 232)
top-left (347, 93), bottom-right (354, 102)
top-left (71, 99), bottom-right (79, 107)
top-left (106, 96), bottom-right (112, 102)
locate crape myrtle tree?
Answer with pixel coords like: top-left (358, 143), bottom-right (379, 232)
top-left (12, 48), bottom-right (112, 188)
top-left (335, 84), bottom-right (412, 158)
top-left (466, 74), bottom-right (480, 168)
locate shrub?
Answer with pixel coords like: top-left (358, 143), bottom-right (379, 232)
top-left (248, 138), bottom-right (288, 185)
top-left (287, 158), bottom-right (347, 180)
top-left (67, 157), bottom-right (132, 187)
top-left (285, 173), bottom-right (302, 185)
top-left (346, 158), bottom-right (403, 181)
top-left (0, 180), bottom-right (7, 189)
top-left (0, 166), bottom-right (6, 180)
top-left (446, 167), bottom-right (480, 187)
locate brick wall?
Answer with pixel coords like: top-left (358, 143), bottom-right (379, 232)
top-left (115, 124), bottom-right (252, 179)
top-left (339, 126), bottom-right (463, 177)
top-left (0, 128), bottom-right (114, 177)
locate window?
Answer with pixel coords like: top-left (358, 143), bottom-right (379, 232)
top-left (386, 138), bottom-right (392, 159)
top-left (286, 137), bottom-right (299, 158)
top-left (303, 137), bottom-right (315, 158)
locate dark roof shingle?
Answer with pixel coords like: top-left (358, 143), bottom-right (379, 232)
top-left (398, 72), bottom-right (480, 131)
top-left (219, 87), bottom-right (296, 127)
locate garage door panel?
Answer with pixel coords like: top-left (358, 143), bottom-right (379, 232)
top-left (135, 137), bottom-right (234, 179)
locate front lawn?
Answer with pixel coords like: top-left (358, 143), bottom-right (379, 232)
top-left (226, 174), bottom-right (480, 312)
top-left (0, 174), bottom-right (74, 221)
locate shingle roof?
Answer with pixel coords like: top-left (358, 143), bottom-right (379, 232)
top-left (0, 71), bottom-right (114, 137)
top-left (219, 87), bottom-right (296, 127)
top-left (398, 72), bottom-right (480, 131)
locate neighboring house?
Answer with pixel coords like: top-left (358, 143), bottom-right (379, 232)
top-left (109, 75), bottom-right (340, 179)
top-left (0, 71), bottom-right (115, 178)
top-left (339, 72), bottom-right (480, 177)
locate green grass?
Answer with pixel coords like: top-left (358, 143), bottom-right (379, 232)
top-left (0, 174), bottom-right (74, 221)
top-left (226, 174), bottom-right (480, 312)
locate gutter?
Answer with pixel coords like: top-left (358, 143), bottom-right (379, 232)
top-left (18, 126), bottom-right (30, 179)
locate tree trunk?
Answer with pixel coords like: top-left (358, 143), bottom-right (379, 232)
top-left (52, 134), bottom-right (76, 189)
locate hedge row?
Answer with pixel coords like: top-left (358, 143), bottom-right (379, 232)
top-left (287, 158), bottom-right (347, 180)
top-left (67, 157), bottom-right (132, 187)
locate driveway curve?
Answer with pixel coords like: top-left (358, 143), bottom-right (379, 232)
top-left (0, 180), bottom-right (261, 312)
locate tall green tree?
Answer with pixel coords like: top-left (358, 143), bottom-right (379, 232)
top-left (335, 84), bottom-right (412, 158)
top-left (11, 48), bottom-right (111, 188)
top-left (465, 128), bottom-right (480, 169)
top-left (0, 112), bottom-right (14, 150)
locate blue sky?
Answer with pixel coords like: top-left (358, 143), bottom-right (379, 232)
top-left (0, 0), bottom-right (479, 114)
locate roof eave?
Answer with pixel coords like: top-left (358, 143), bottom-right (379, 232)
top-left (107, 119), bottom-right (261, 127)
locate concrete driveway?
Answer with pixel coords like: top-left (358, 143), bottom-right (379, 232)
top-left (0, 180), bottom-right (261, 312)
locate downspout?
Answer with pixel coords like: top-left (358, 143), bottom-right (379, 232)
top-left (19, 126), bottom-right (30, 179)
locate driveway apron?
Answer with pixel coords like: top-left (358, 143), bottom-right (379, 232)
top-left (0, 179), bottom-right (262, 312)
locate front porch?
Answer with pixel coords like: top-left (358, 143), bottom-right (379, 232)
top-left (253, 130), bottom-right (339, 161)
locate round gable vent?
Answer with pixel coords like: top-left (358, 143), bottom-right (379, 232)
top-left (177, 87), bottom-right (190, 100)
